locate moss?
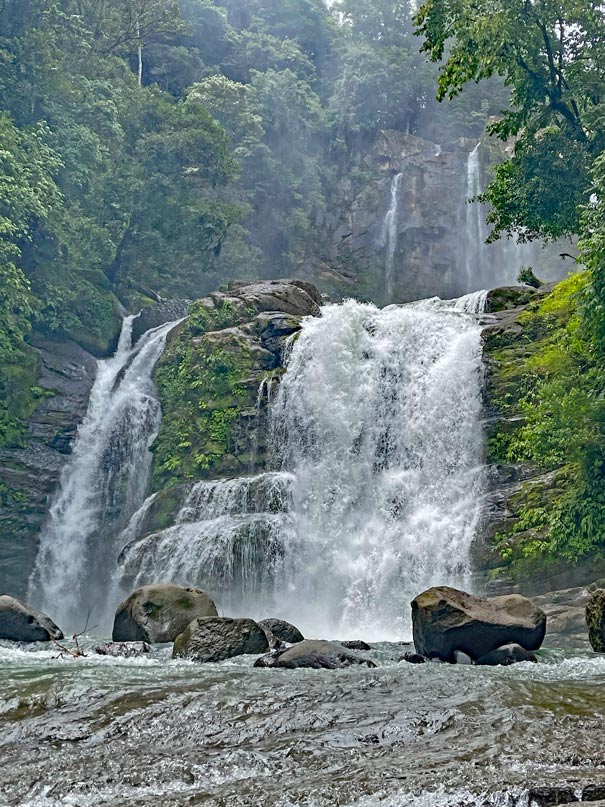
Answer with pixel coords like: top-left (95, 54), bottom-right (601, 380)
top-left (485, 270), bottom-right (605, 575)
top-left (0, 344), bottom-right (43, 448)
top-left (486, 286), bottom-right (539, 312)
top-left (151, 326), bottom-right (255, 490)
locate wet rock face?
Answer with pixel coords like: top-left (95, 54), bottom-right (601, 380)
top-left (131, 301), bottom-right (191, 344)
top-left (255, 639), bottom-right (377, 670)
top-left (586, 588), bottom-right (605, 653)
top-left (112, 584), bottom-right (218, 643)
top-left (411, 586), bottom-right (546, 662)
top-left (258, 618), bottom-right (304, 645)
top-left (172, 617), bottom-right (269, 662)
top-left (0, 595), bottom-right (63, 642)
top-left (0, 339), bottom-right (97, 598)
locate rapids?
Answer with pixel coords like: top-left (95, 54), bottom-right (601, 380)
top-left (1, 641), bottom-right (605, 806)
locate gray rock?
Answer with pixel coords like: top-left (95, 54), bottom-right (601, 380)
top-left (340, 640), bottom-right (372, 651)
top-left (475, 644), bottom-right (537, 666)
top-left (95, 641), bottom-right (151, 658)
top-left (258, 618), bottom-right (304, 644)
top-left (527, 786), bottom-right (578, 805)
top-left (112, 584), bottom-right (218, 643)
top-left (0, 595), bottom-right (63, 642)
top-left (172, 617), bottom-right (268, 662)
top-left (411, 586), bottom-right (546, 662)
top-left (401, 652), bottom-right (428, 664)
top-left (255, 639), bottom-right (377, 670)
top-left (586, 588), bottom-right (605, 653)
top-left (131, 300), bottom-right (191, 344)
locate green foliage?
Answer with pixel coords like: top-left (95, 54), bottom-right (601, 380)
top-left (488, 273), bottom-right (605, 566)
top-left (517, 267), bottom-right (542, 289)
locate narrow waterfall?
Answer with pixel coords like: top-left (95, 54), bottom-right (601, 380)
top-left (465, 144), bottom-right (486, 289)
top-left (115, 296), bottom-right (487, 640)
top-left (29, 316), bottom-right (180, 632)
top-left (381, 172), bottom-right (403, 303)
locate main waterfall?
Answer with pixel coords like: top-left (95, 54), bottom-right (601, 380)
top-left (29, 316), bottom-right (181, 632)
top-left (115, 295), bottom-right (487, 640)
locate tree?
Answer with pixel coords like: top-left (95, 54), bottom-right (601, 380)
top-left (415, 0), bottom-right (605, 241)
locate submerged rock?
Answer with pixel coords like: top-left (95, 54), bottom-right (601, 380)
top-left (340, 640), bottom-right (372, 651)
top-left (400, 652), bottom-right (428, 664)
top-left (411, 586), bottom-right (546, 662)
top-left (95, 641), bottom-right (151, 658)
top-left (112, 584), bottom-right (218, 643)
top-left (586, 588), bottom-right (605, 652)
top-left (258, 618), bottom-right (304, 645)
top-left (172, 617), bottom-right (268, 662)
top-left (0, 595), bottom-right (63, 642)
top-left (475, 644), bottom-right (537, 666)
top-left (255, 639), bottom-right (376, 670)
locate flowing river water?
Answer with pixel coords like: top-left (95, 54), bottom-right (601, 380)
top-left (4, 295), bottom-right (605, 805)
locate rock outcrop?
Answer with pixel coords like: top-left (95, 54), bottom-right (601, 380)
top-left (586, 589), bottom-right (605, 653)
top-left (475, 644), bottom-right (537, 666)
top-left (112, 584), bottom-right (218, 643)
top-left (0, 595), bottom-right (63, 642)
top-left (258, 618), bottom-right (304, 645)
top-left (152, 279), bottom-right (321, 490)
top-left (411, 586), bottom-right (546, 662)
top-left (254, 639), bottom-right (377, 669)
top-left (172, 617), bottom-right (268, 662)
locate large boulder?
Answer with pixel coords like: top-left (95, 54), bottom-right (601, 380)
top-left (112, 584), bottom-right (218, 643)
top-left (475, 644), bottom-right (537, 666)
top-left (172, 617), bottom-right (269, 662)
top-left (0, 595), bottom-right (63, 642)
top-left (586, 588), bottom-right (605, 652)
top-left (411, 586), bottom-right (546, 662)
top-left (254, 639), bottom-right (377, 670)
top-left (258, 618), bottom-right (304, 644)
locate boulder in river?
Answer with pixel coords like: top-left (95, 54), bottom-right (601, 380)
top-left (258, 618), bottom-right (304, 644)
top-left (112, 584), bottom-right (218, 643)
top-left (475, 644), bottom-right (537, 666)
top-left (411, 586), bottom-right (546, 662)
top-left (172, 617), bottom-right (268, 662)
top-left (95, 641), bottom-right (151, 658)
top-left (254, 639), bottom-right (376, 669)
top-left (0, 595), bottom-right (63, 642)
top-left (585, 588), bottom-right (605, 652)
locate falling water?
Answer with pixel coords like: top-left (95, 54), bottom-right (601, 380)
top-left (29, 316), bottom-right (181, 632)
top-left (270, 295), bottom-right (487, 639)
top-left (116, 296), bottom-right (487, 639)
top-left (465, 144), bottom-right (486, 289)
top-left (381, 172), bottom-right (404, 304)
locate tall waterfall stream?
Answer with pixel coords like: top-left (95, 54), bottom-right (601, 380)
top-left (5, 294), bottom-right (605, 807)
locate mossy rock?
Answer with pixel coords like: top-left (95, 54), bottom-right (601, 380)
top-left (485, 286), bottom-right (539, 313)
top-left (586, 589), bottom-right (605, 653)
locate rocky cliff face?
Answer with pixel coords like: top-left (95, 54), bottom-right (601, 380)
top-left (0, 338), bottom-right (98, 597)
top-left (480, 280), bottom-right (605, 595)
top-left (314, 130), bottom-right (570, 305)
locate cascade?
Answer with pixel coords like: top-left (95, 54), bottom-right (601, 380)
top-left (115, 295), bottom-right (487, 640)
top-left (381, 172), bottom-right (404, 303)
top-left (465, 144), bottom-right (486, 290)
top-left (270, 296), bottom-right (487, 638)
top-left (29, 316), bottom-right (181, 632)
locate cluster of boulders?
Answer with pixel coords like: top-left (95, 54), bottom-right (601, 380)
top-left (3, 582), bottom-right (605, 669)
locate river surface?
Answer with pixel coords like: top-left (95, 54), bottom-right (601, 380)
top-left (2, 640), bottom-right (605, 806)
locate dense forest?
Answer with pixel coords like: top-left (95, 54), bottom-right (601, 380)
top-left (0, 0), bottom-right (506, 449)
top-left (4, 0), bottom-right (605, 574)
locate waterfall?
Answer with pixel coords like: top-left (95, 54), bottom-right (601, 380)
top-left (270, 296), bottom-right (487, 639)
top-left (29, 316), bottom-right (181, 632)
top-left (381, 172), bottom-right (403, 304)
top-left (115, 472), bottom-right (295, 616)
top-left (465, 144), bottom-right (486, 290)
top-left (116, 296), bottom-right (487, 640)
